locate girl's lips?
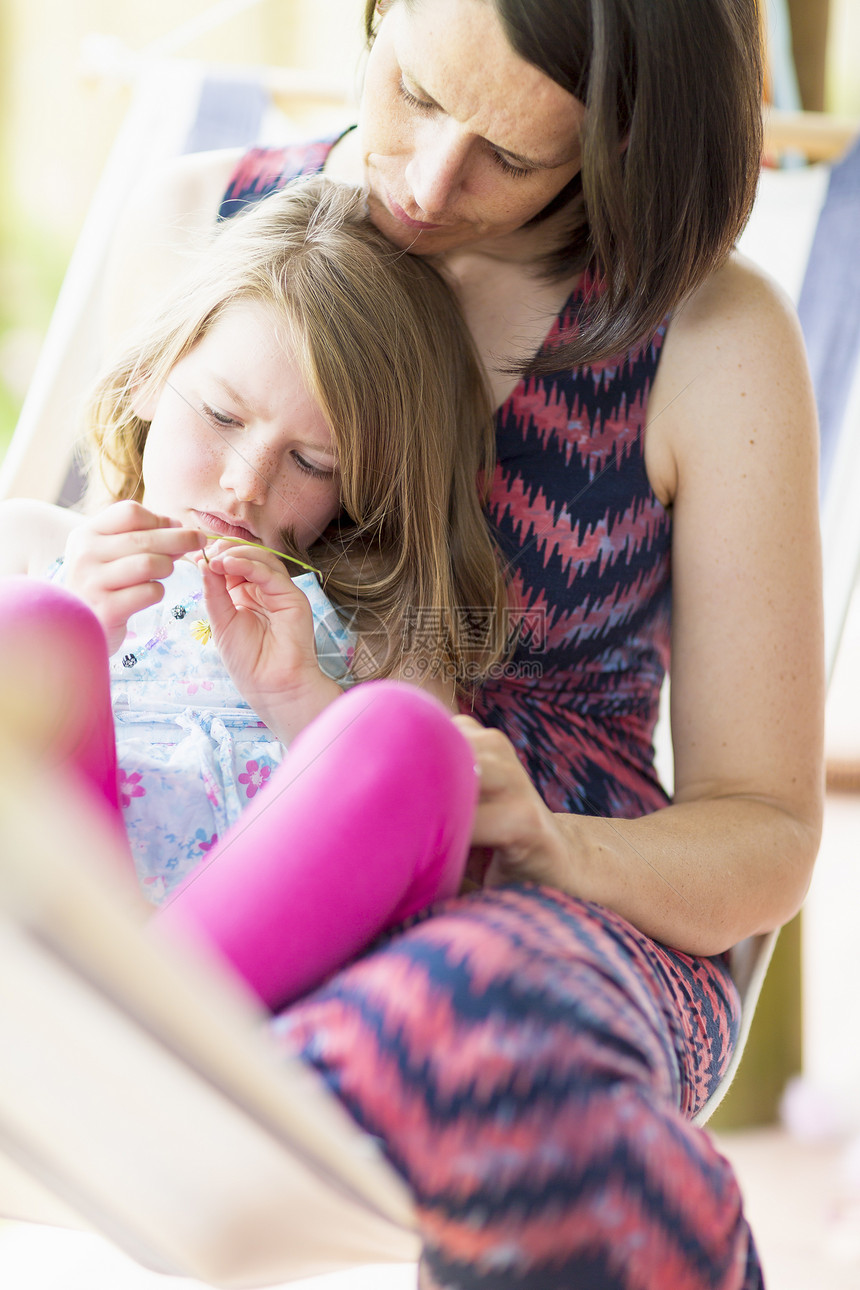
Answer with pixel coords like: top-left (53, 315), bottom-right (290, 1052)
top-left (386, 194), bottom-right (445, 230)
top-left (196, 511), bottom-right (259, 543)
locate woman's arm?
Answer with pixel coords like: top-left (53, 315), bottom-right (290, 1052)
top-left (457, 255), bottom-right (825, 956)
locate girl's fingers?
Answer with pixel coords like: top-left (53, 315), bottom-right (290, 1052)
top-left (91, 551), bottom-right (187, 592)
top-left (198, 562), bottom-right (239, 633)
top-left (86, 500), bottom-right (179, 536)
top-left (96, 579), bottom-right (168, 626)
top-left (204, 549), bottom-right (300, 599)
top-left (69, 526), bottom-right (207, 570)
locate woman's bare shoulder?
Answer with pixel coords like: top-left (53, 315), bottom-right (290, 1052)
top-left (646, 252), bottom-right (812, 504)
top-left (0, 499), bottom-right (81, 577)
top-left (672, 250), bottom-right (801, 345)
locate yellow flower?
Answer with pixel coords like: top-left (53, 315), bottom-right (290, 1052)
top-left (191, 619), bottom-right (212, 646)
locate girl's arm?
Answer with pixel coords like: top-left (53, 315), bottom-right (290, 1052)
top-left (0, 499), bottom-right (80, 577)
top-left (202, 546), bottom-right (461, 740)
top-left (0, 500), bottom-right (207, 658)
top-left (455, 256), bottom-right (824, 957)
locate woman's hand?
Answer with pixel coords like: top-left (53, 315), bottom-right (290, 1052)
top-left (200, 544), bottom-right (340, 742)
top-left (63, 501), bottom-right (206, 655)
top-left (453, 715), bottom-right (570, 891)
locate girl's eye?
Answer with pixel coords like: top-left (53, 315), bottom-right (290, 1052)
top-left (201, 402), bottom-right (240, 429)
top-left (293, 452), bottom-right (337, 481)
top-left (398, 79), bottom-right (435, 113)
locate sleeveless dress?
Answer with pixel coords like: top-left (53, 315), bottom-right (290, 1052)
top-left (212, 146), bottom-right (761, 1290)
top-left (51, 557), bottom-right (354, 902)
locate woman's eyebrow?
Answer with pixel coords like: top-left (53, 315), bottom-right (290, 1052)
top-left (402, 72), bottom-right (567, 170)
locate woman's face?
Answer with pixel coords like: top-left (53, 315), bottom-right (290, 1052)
top-left (360, 0), bottom-right (585, 256)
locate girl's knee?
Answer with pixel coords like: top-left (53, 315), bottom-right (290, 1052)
top-left (0, 578), bottom-right (112, 762)
top-left (0, 577), bottom-right (106, 663)
top-left (293, 679), bottom-right (474, 789)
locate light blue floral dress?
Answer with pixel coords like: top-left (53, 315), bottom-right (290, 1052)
top-left (53, 558), bottom-right (355, 904)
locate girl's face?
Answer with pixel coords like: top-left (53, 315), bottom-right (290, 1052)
top-left (360, 0), bottom-right (585, 256)
top-left (140, 302), bottom-right (341, 553)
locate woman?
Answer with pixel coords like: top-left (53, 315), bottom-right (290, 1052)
top-left (105, 1), bottom-right (823, 1286)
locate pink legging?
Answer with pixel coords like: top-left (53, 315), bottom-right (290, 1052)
top-left (0, 577), bottom-right (477, 1010)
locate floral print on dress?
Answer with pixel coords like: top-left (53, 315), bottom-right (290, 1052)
top-left (48, 559), bottom-right (355, 907)
top-left (238, 759), bottom-right (271, 799)
top-left (186, 679), bottom-right (215, 697)
top-left (118, 769), bottom-right (146, 809)
top-left (191, 619), bottom-right (212, 646)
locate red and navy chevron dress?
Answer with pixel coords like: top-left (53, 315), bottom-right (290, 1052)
top-left (223, 143), bottom-right (761, 1290)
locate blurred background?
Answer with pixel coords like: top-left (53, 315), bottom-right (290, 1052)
top-left (0, 0), bottom-right (858, 454)
top-left (0, 2), bottom-right (859, 1287)
top-left (0, 0), bottom-right (858, 456)
top-left (0, 0), bottom-right (364, 456)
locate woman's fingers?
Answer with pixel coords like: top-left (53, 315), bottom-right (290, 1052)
top-left (452, 716), bottom-right (522, 794)
top-left (452, 714), bottom-right (566, 888)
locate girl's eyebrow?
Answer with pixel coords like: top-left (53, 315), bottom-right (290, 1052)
top-left (208, 373), bottom-right (254, 413)
top-left (202, 373), bottom-right (338, 460)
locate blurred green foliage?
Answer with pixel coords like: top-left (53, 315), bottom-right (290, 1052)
top-left (0, 0), bottom-right (67, 463)
top-left (0, 220), bottom-right (68, 459)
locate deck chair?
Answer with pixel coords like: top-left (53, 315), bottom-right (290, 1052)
top-left (1, 78), bottom-right (860, 1280)
top-left (0, 50), bottom-right (353, 507)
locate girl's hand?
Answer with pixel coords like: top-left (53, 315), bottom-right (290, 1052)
top-left (200, 544), bottom-right (340, 741)
top-left (63, 501), bottom-right (207, 655)
top-left (452, 715), bottom-right (570, 891)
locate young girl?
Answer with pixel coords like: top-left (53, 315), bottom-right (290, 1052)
top-left (0, 174), bottom-right (508, 1011)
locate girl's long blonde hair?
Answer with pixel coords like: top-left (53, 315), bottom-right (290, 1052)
top-left (87, 176), bottom-right (508, 690)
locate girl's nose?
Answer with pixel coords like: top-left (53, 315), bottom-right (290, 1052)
top-left (219, 444), bottom-right (270, 505)
top-left (405, 121), bottom-right (467, 218)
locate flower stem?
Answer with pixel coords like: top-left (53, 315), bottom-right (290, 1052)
top-left (201, 534), bottom-right (320, 575)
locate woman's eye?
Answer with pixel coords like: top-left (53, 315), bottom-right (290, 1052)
top-left (398, 79), bottom-right (435, 113)
top-left (397, 78), bottom-right (533, 180)
top-left (491, 153), bottom-right (534, 180)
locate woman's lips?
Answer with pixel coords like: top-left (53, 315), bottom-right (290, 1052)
top-left (196, 511), bottom-right (259, 543)
top-left (386, 194), bottom-right (445, 230)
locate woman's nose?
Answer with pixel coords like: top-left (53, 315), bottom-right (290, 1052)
top-left (405, 121), bottom-right (467, 217)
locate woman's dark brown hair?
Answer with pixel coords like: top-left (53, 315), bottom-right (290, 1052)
top-left (365, 0), bottom-right (764, 371)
